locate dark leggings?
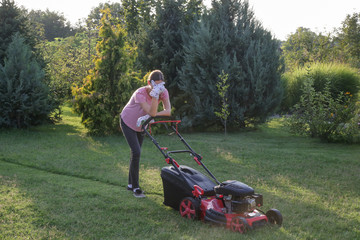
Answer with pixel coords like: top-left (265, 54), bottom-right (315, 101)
top-left (120, 118), bottom-right (144, 189)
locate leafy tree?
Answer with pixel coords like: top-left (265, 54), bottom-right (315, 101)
top-left (0, 33), bottom-right (58, 128)
top-left (177, 0), bottom-right (283, 128)
top-left (338, 12), bottom-right (360, 68)
top-left (215, 70), bottom-right (230, 136)
top-left (72, 9), bottom-right (141, 135)
top-left (27, 9), bottom-right (75, 41)
top-left (43, 32), bottom-right (97, 101)
top-left (86, 2), bottom-right (123, 29)
top-left (281, 27), bottom-right (337, 71)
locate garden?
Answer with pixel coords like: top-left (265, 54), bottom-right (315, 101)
top-left (1, 1), bottom-right (360, 239)
top-left (1, 105), bottom-right (359, 239)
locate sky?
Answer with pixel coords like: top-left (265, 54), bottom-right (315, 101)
top-left (15, 0), bottom-right (360, 41)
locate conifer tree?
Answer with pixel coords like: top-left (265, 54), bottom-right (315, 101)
top-left (177, 0), bottom-right (283, 128)
top-left (72, 9), bottom-right (140, 135)
top-left (137, 0), bottom-right (202, 97)
top-left (0, 0), bottom-right (35, 65)
top-left (0, 33), bottom-right (54, 128)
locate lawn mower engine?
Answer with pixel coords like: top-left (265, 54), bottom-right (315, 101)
top-left (197, 180), bottom-right (276, 233)
top-left (214, 180), bottom-right (263, 214)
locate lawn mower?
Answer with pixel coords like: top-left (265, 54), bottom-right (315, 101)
top-left (141, 117), bottom-right (282, 234)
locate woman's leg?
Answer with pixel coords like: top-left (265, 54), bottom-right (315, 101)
top-left (120, 119), bottom-right (144, 189)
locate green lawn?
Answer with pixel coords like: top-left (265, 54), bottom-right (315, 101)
top-left (1, 105), bottom-right (359, 240)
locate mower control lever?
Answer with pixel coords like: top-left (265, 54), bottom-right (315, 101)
top-left (192, 185), bottom-right (204, 198)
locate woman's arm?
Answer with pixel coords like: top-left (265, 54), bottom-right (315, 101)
top-left (139, 98), bottom-right (159, 117)
top-left (139, 97), bottom-right (171, 117)
top-left (156, 98), bottom-right (171, 117)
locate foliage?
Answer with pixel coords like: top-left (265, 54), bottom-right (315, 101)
top-left (42, 32), bottom-right (97, 101)
top-left (122, 0), bottom-right (154, 36)
top-left (137, 0), bottom-right (202, 98)
top-left (177, 0), bottom-right (283, 129)
top-left (0, 33), bottom-right (59, 128)
top-left (0, 0), bottom-right (36, 65)
top-left (214, 70), bottom-right (230, 136)
top-left (282, 13), bottom-right (360, 71)
top-left (72, 9), bottom-right (141, 135)
top-left (26, 9), bottom-right (76, 41)
top-left (281, 63), bottom-right (360, 111)
top-left (86, 2), bottom-right (123, 29)
top-left (337, 12), bottom-right (360, 68)
top-left (286, 75), bottom-right (360, 143)
top-left (281, 27), bottom-right (337, 71)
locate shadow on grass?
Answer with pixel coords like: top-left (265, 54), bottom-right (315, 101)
top-left (1, 160), bottom-right (296, 240)
top-left (0, 115), bottom-right (132, 188)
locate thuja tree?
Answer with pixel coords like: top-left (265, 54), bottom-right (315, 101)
top-left (177, 0), bottom-right (283, 128)
top-left (0, 34), bottom-right (58, 128)
top-left (72, 9), bottom-right (141, 135)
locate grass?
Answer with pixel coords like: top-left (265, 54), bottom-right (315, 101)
top-left (0, 105), bottom-right (359, 239)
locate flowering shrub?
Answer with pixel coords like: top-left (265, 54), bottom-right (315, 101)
top-left (286, 76), bottom-right (360, 143)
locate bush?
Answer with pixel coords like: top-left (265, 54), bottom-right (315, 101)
top-left (286, 75), bottom-right (360, 143)
top-left (281, 63), bottom-right (360, 111)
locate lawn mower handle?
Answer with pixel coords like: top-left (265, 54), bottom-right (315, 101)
top-left (141, 116), bottom-right (221, 185)
top-left (141, 116), bottom-right (172, 131)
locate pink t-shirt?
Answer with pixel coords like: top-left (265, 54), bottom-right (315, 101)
top-left (120, 86), bottom-right (169, 132)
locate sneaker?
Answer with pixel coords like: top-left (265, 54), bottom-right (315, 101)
top-left (133, 188), bottom-right (146, 198)
top-left (127, 186), bottom-right (133, 191)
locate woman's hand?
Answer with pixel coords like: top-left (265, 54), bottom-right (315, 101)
top-left (149, 81), bottom-right (165, 99)
top-left (136, 114), bottom-right (154, 127)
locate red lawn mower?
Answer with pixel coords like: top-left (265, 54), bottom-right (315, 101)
top-left (142, 117), bottom-right (282, 234)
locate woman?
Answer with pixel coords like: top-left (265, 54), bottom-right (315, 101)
top-left (120, 70), bottom-right (171, 198)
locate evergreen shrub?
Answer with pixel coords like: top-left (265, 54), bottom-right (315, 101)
top-left (0, 33), bottom-right (57, 128)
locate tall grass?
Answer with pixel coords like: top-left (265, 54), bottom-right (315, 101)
top-left (281, 63), bottom-right (360, 111)
top-left (1, 106), bottom-right (359, 239)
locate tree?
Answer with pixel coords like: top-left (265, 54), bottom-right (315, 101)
top-left (338, 12), bottom-right (360, 68)
top-left (43, 32), bottom-right (97, 101)
top-left (137, 0), bottom-right (202, 97)
top-left (281, 27), bottom-right (337, 71)
top-left (177, 0), bottom-right (283, 129)
top-left (27, 9), bottom-right (75, 41)
top-left (72, 9), bottom-right (141, 135)
top-left (0, 33), bottom-right (58, 128)
top-left (122, 0), bottom-right (154, 36)
top-left (86, 2), bottom-right (123, 29)
top-left (215, 70), bottom-right (230, 136)
top-left (0, 0), bottom-right (34, 64)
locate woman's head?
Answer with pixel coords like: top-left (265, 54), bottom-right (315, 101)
top-left (147, 70), bottom-right (165, 85)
